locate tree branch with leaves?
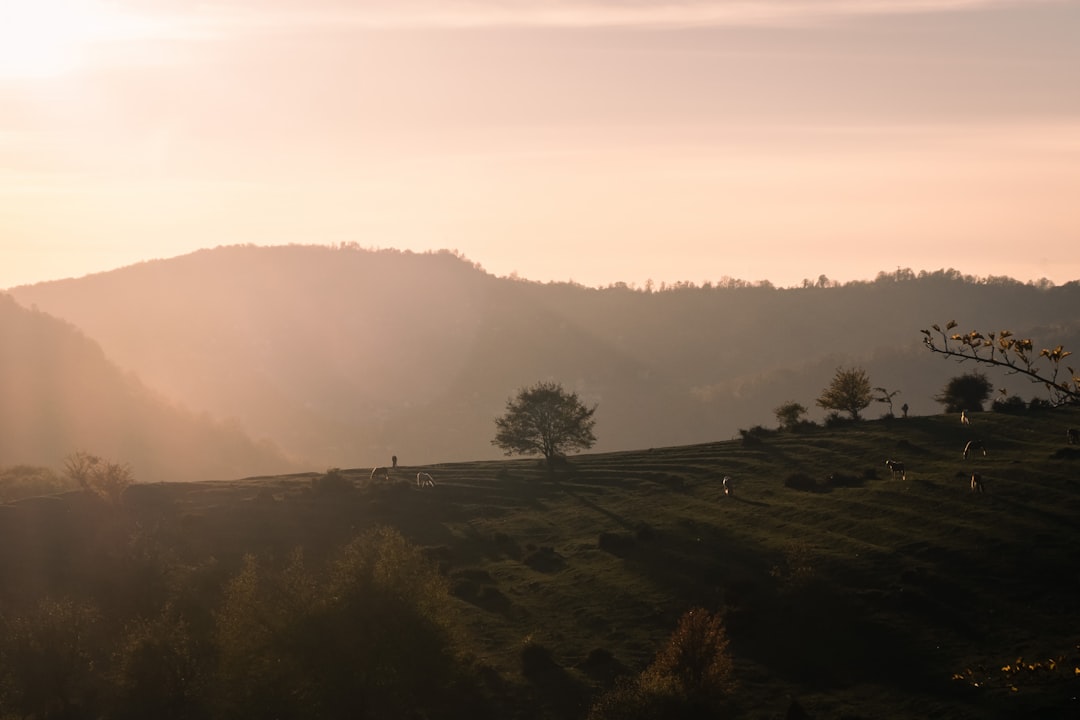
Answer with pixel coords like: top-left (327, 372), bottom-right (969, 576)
top-left (921, 321), bottom-right (1079, 406)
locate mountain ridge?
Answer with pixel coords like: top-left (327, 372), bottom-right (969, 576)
top-left (0, 293), bottom-right (297, 482)
top-left (8, 244), bottom-right (1080, 472)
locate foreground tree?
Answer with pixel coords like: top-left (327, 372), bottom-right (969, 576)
top-left (816, 367), bottom-right (873, 420)
top-left (935, 371), bottom-right (993, 413)
top-left (492, 381), bottom-right (597, 465)
top-left (922, 321), bottom-right (1079, 406)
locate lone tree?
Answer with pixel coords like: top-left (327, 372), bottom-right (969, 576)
top-left (816, 367), bottom-right (873, 420)
top-left (922, 321), bottom-right (1079, 406)
top-left (935, 371), bottom-right (993, 413)
top-left (492, 381), bottom-right (597, 465)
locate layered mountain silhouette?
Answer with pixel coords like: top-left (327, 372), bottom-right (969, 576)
top-left (7, 244), bottom-right (1080, 473)
top-left (0, 294), bottom-right (296, 481)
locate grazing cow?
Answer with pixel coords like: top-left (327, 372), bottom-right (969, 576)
top-left (1068, 428), bottom-right (1079, 445)
top-left (961, 410), bottom-right (971, 425)
top-left (885, 460), bottom-right (906, 480)
top-left (722, 476), bottom-right (732, 496)
top-left (416, 471), bottom-right (436, 488)
top-left (970, 472), bottom-right (984, 493)
top-left (963, 440), bottom-right (987, 460)
top-left (370, 466), bottom-right (390, 482)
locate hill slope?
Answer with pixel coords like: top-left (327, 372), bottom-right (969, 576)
top-left (2, 408), bottom-right (1077, 718)
top-left (8, 245), bottom-right (1080, 469)
top-left (0, 294), bottom-right (296, 482)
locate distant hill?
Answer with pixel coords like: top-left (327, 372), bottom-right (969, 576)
top-left (8, 245), bottom-right (1080, 468)
top-left (0, 294), bottom-right (296, 482)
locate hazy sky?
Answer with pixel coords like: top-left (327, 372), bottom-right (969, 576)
top-left (2, 0), bottom-right (1078, 289)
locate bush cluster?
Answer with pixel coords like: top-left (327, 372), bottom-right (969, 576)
top-left (588, 607), bottom-right (735, 720)
top-left (311, 467), bottom-right (353, 495)
top-left (64, 451), bottom-right (134, 504)
top-left (0, 527), bottom-right (486, 720)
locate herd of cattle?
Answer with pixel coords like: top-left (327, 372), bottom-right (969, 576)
top-left (886, 421), bottom-right (1080, 495)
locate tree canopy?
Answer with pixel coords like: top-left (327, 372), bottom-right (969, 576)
top-left (492, 381), bottom-right (597, 464)
top-left (816, 367), bottom-right (873, 420)
top-left (935, 371), bottom-right (993, 413)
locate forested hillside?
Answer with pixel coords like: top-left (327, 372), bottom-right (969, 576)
top-left (0, 295), bottom-right (296, 482)
top-left (8, 245), bottom-right (1080, 470)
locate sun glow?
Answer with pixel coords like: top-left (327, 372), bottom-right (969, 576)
top-left (0, 0), bottom-right (144, 79)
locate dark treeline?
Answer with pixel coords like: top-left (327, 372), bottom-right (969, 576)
top-left (0, 487), bottom-right (491, 720)
top-left (7, 245), bottom-right (1080, 475)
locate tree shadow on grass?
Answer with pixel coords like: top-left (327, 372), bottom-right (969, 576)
top-left (559, 484), bottom-right (638, 533)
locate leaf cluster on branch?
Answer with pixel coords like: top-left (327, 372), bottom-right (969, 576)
top-left (921, 321), bottom-right (1079, 406)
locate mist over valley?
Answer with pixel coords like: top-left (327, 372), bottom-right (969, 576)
top-left (5, 244), bottom-right (1079, 479)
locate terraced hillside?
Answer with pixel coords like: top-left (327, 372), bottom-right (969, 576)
top-left (2, 408), bottom-right (1079, 718)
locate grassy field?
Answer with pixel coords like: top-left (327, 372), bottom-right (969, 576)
top-left (3, 407), bottom-right (1080, 718)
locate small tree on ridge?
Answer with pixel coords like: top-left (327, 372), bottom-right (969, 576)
top-left (816, 367), bottom-right (873, 420)
top-left (492, 381), bottom-right (597, 466)
top-left (935, 371), bottom-right (993, 413)
top-left (774, 401), bottom-right (808, 431)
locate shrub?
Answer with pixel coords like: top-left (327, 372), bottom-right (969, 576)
top-left (0, 465), bottom-right (77, 503)
top-left (642, 607), bottom-right (734, 706)
top-left (312, 467), bottom-right (352, 495)
top-left (784, 473), bottom-right (818, 492)
top-left (524, 546), bottom-right (565, 572)
top-left (589, 608), bottom-right (735, 719)
top-left (213, 528), bottom-right (471, 719)
top-left (111, 605), bottom-right (202, 720)
top-left (823, 411), bottom-right (851, 428)
top-left (774, 402), bottom-right (808, 431)
top-left (63, 451), bottom-right (134, 504)
top-left (992, 395), bottom-right (1026, 413)
top-left (738, 426), bottom-right (769, 447)
top-left (0, 597), bottom-right (104, 718)
top-left (825, 472), bottom-right (861, 488)
top-left (935, 371), bottom-right (993, 412)
top-left (520, 635), bottom-right (560, 678)
top-left (587, 676), bottom-right (670, 720)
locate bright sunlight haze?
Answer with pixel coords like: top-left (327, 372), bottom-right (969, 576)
top-left (1, 0), bottom-right (1079, 289)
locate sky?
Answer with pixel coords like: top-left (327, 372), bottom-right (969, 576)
top-left (2, 0), bottom-right (1079, 290)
